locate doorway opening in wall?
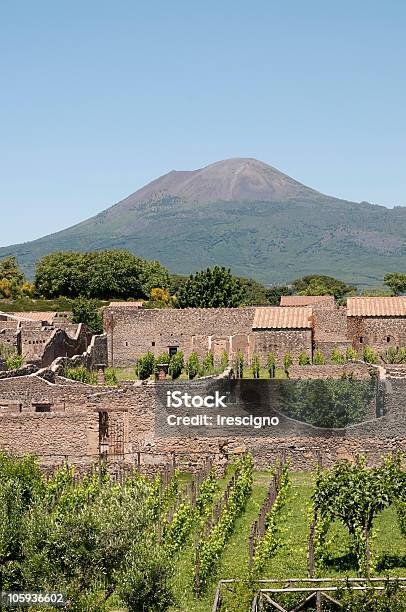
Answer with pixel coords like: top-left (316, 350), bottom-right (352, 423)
top-left (168, 346), bottom-right (178, 357)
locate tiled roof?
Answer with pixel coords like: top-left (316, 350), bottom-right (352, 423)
top-left (12, 312), bottom-right (56, 323)
top-left (280, 295), bottom-right (334, 306)
top-left (347, 297), bottom-right (406, 317)
top-left (108, 301), bottom-right (143, 308)
top-left (253, 307), bottom-right (312, 329)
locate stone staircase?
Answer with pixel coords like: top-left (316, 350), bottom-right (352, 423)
top-left (384, 365), bottom-right (406, 380)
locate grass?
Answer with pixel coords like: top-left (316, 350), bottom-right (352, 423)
top-left (168, 471), bottom-right (406, 612)
top-left (242, 366), bottom-right (287, 379)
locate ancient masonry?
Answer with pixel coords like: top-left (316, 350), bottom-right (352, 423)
top-left (1, 296), bottom-right (406, 471)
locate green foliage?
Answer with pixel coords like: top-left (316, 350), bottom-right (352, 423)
top-left (383, 346), bottom-right (406, 364)
top-left (186, 352), bottom-right (200, 379)
top-left (280, 378), bottom-right (376, 428)
top-left (293, 274), bottom-right (355, 301)
top-left (105, 367), bottom-right (118, 385)
top-left (0, 343), bottom-right (24, 370)
top-left (65, 366), bottom-right (96, 384)
top-left (175, 266), bottom-right (243, 308)
top-left (267, 352), bottom-right (276, 378)
top-left (267, 285), bottom-right (292, 306)
top-left (71, 297), bottom-right (103, 334)
top-left (298, 351), bottom-right (310, 366)
top-left (312, 455), bottom-right (406, 575)
top-left (235, 350), bottom-right (244, 378)
top-left (384, 272), bottom-right (406, 295)
top-left (283, 352), bottom-right (293, 372)
top-left (313, 349), bottom-right (326, 365)
top-left (220, 350), bottom-right (229, 370)
top-left (397, 501), bottom-right (406, 538)
top-left (202, 351), bottom-right (214, 375)
top-left (34, 250), bottom-right (169, 300)
top-left (363, 345), bottom-right (379, 364)
top-left (331, 347), bottom-right (345, 364)
top-left (251, 353), bottom-right (260, 379)
top-left (168, 351), bottom-right (184, 379)
top-left (0, 256), bottom-right (26, 299)
top-left (346, 346), bottom-right (358, 361)
top-left (237, 276), bottom-right (271, 305)
top-left (252, 465), bottom-right (291, 574)
top-left (156, 352), bottom-right (170, 365)
top-left (136, 351), bottom-right (156, 380)
top-left (197, 454), bottom-right (253, 591)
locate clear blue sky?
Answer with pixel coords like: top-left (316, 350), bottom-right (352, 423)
top-left (1, 0), bottom-right (405, 246)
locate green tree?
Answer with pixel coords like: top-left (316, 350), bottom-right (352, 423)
top-left (168, 352), bottom-right (184, 379)
top-left (220, 351), bottom-right (229, 370)
top-left (136, 352), bottom-right (156, 380)
top-left (186, 352), bottom-right (200, 379)
top-left (283, 352), bottom-right (293, 373)
top-left (267, 352), bottom-right (276, 378)
top-left (298, 351), bottom-right (310, 366)
top-left (313, 349), bottom-right (326, 365)
top-left (202, 351), bottom-right (214, 375)
top-left (237, 276), bottom-right (271, 305)
top-left (34, 250), bottom-right (169, 300)
top-left (0, 256), bottom-right (26, 298)
top-left (384, 272), bottom-right (406, 296)
top-left (292, 275), bottom-right (355, 301)
top-left (346, 347), bottom-right (358, 361)
top-left (363, 346), bottom-right (378, 364)
top-left (235, 351), bottom-right (244, 378)
top-left (331, 348), bottom-right (345, 364)
top-left (266, 284), bottom-right (292, 306)
top-left (251, 354), bottom-right (260, 378)
top-left (175, 266), bottom-right (243, 308)
top-left (71, 297), bottom-right (103, 334)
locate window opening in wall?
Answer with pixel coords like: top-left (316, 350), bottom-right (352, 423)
top-left (33, 403), bottom-right (52, 413)
top-left (125, 341), bottom-right (128, 346)
top-left (387, 336), bottom-right (391, 343)
top-left (359, 336), bottom-right (363, 343)
top-left (168, 346), bottom-right (178, 357)
top-left (152, 341), bottom-right (155, 346)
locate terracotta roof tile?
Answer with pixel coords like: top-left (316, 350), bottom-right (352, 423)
top-left (347, 297), bottom-right (406, 317)
top-left (253, 307), bottom-right (312, 329)
top-left (12, 312), bottom-right (56, 323)
top-left (280, 295), bottom-right (335, 307)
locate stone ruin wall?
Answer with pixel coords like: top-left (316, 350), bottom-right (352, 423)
top-left (347, 316), bottom-right (406, 355)
top-left (1, 367), bottom-right (405, 472)
top-left (104, 306), bottom-right (256, 366)
top-left (252, 329), bottom-right (312, 365)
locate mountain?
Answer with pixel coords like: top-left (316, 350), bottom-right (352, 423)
top-left (1, 158), bottom-right (406, 286)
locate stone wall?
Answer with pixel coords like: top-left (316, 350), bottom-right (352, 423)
top-left (313, 306), bottom-right (352, 358)
top-left (252, 329), bottom-right (312, 365)
top-left (348, 316), bottom-right (406, 354)
top-left (103, 306), bottom-right (256, 366)
top-left (288, 362), bottom-right (375, 380)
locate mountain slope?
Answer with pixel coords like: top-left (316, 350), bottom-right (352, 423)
top-left (1, 158), bottom-right (406, 286)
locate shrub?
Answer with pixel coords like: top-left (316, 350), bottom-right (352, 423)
top-left (71, 297), bottom-right (103, 334)
top-left (235, 351), bottom-right (244, 378)
top-left (65, 366), bottom-right (97, 384)
top-left (331, 348), bottom-right (345, 364)
top-left (267, 352), bottom-right (276, 378)
top-left (384, 346), bottom-right (406, 364)
top-left (313, 350), bottom-right (325, 365)
top-left (5, 353), bottom-right (24, 370)
top-left (202, 351), bottom-right (214, 375)
top-left (220, 351), bottom-right (229, 370)
top-left (346, 347), bottom-right (358, 361)
top-left (186, 352), bottom-right (200, 379)
top-left (169, 352), bottom-right (184, 379)
top-left (251, 354), bottom-right (260, 378)
top-left (104, 368), bottom-right (118, 385)
top-left (363, 346), bottom-right (378, 364)
top-left (298, 352), bottom-right (310, 366)
top-left (283, 352), bottom-right (293, 372)
top-left (155, 353), bottom-right (170, 365)
top-left (136, 351), bottom-right (156, 380)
